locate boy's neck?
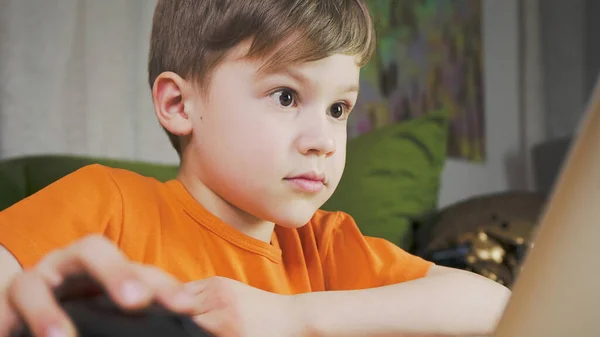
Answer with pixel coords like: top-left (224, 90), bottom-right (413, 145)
top-left (176, 167), bottom-right (275, 243)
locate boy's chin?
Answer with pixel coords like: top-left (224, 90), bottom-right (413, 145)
top-left (268, 202), bottom-right (322, 229)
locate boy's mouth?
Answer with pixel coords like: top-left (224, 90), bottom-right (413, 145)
top-left (283, 172), bottom-right (326, 193)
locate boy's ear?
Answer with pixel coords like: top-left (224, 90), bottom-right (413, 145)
top-left (152, 72), bottom-right (193, 137)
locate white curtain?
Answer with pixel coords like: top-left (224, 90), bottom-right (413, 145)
top-left (0, 0), bottom-right (179, 164)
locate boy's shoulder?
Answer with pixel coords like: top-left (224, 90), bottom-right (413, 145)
top-left (57, 163), bottom-right (156, 183)
top-left (50, 164), bottom-right (169, 198)
top-left (67, 163), bottom-right (168, 180)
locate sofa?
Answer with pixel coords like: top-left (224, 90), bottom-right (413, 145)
top-left (0, 112), bottom-right (449, 251)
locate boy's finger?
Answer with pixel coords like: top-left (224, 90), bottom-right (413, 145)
top-left (187, 291), bottom-right (209, 316)
top-left (132, 263), bottom-right (180, 289)
top-left (192, 311), bottom-right (222, 336)
top-left (132, 264), bottom-right (197, 312)
top-left (7, 271), bottom-right (76, 337)
top-left (39, 237), bottom-right (193, 312)
top-left (154, 287), bottom-right (198, 314)
top-left (35, 249), bottom-right (67, 287)
top-left (183, 279), bottom-right (209, 295)
top-left (51, 235), bottom-right (153, 309)
top-left (0, 292), bottom-right (20, 337)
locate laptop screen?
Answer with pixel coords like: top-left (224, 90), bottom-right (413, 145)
top-left (493, 77), bottom-right (600, 336)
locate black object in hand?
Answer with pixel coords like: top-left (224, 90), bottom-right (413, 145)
top-left (13, 275), bottom-right (213, 337)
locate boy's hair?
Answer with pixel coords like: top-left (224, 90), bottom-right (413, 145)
top-left (148, 0), bottom-right (376, 155)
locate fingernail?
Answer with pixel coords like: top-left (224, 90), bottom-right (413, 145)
top-left (47, 272), bottom-right (64, 288)
top-left (120, 280), bottom-right (149, 305)
top-left (46, 325), bottom-right (67, 337)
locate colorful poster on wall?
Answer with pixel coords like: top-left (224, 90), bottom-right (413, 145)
top-left (350, 0), bottom-right (485, 162)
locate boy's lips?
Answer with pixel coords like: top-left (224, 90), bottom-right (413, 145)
top-left (283, 172), bottom-right (326, 193)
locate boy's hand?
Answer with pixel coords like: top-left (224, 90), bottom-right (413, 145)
top-left (185, 277), bottom-right (304, 337)
top-left (0, 235), bottom-right (197, 337)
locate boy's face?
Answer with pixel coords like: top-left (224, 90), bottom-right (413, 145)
top-left (163, 43), bottom-right (360, 228)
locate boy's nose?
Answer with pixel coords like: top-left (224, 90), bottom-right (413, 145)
top-left (296, 118), bottom-right (336, 158)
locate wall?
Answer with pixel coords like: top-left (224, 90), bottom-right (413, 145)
top-left (438, 0), bottom-right (527, 208)
top-left (540, 0), bottom-right (600, 140)
top-left (437, 0), bottom-right (600, 208)
top-left (0, 0), bottom-right (174, 163)
top-left (585, 0), bottom-right (600, 97)
top-left (540, 0), bottom-right (587, 139)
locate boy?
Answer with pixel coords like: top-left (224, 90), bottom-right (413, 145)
top-left (0, 0), bottom-right (510, 336)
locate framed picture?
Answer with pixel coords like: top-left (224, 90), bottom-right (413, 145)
top-left (351, 0), bottom-right (485, 163)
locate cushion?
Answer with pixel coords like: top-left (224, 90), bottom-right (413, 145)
top-left (321, 111), bottom-right (449, 249)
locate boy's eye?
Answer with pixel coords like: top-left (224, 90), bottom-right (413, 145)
top-left (329, 103), bottom-right (346, 119)
top-left (271, 89), bottom-right (296, 108)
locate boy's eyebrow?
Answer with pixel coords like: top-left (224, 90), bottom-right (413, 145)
top-left (277, 68), bottom-right (360, 95)
top-left (340, 83), bottom-right (360, 95)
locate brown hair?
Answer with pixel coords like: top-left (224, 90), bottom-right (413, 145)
top-left (148, 0), bottom-right (376, 155)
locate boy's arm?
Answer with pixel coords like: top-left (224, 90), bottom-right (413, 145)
top-left (295, 265), bottom-right (510, 337)
top-left (310, 212), bottom-right (511, 337)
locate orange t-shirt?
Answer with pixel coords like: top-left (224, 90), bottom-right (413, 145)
top-left (0, 164), bottom-right (433, 294)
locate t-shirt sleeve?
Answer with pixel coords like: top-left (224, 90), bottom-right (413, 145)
top-left (320, 211), bottom-right (434, 291)
top-left (0, 164), bottom-right (123, 269)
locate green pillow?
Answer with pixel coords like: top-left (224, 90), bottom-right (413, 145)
top-left (322, 111), bottom-right (449, 249)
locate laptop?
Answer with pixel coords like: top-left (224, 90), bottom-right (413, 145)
top-left (493, 77), bottom-right (600, 336)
